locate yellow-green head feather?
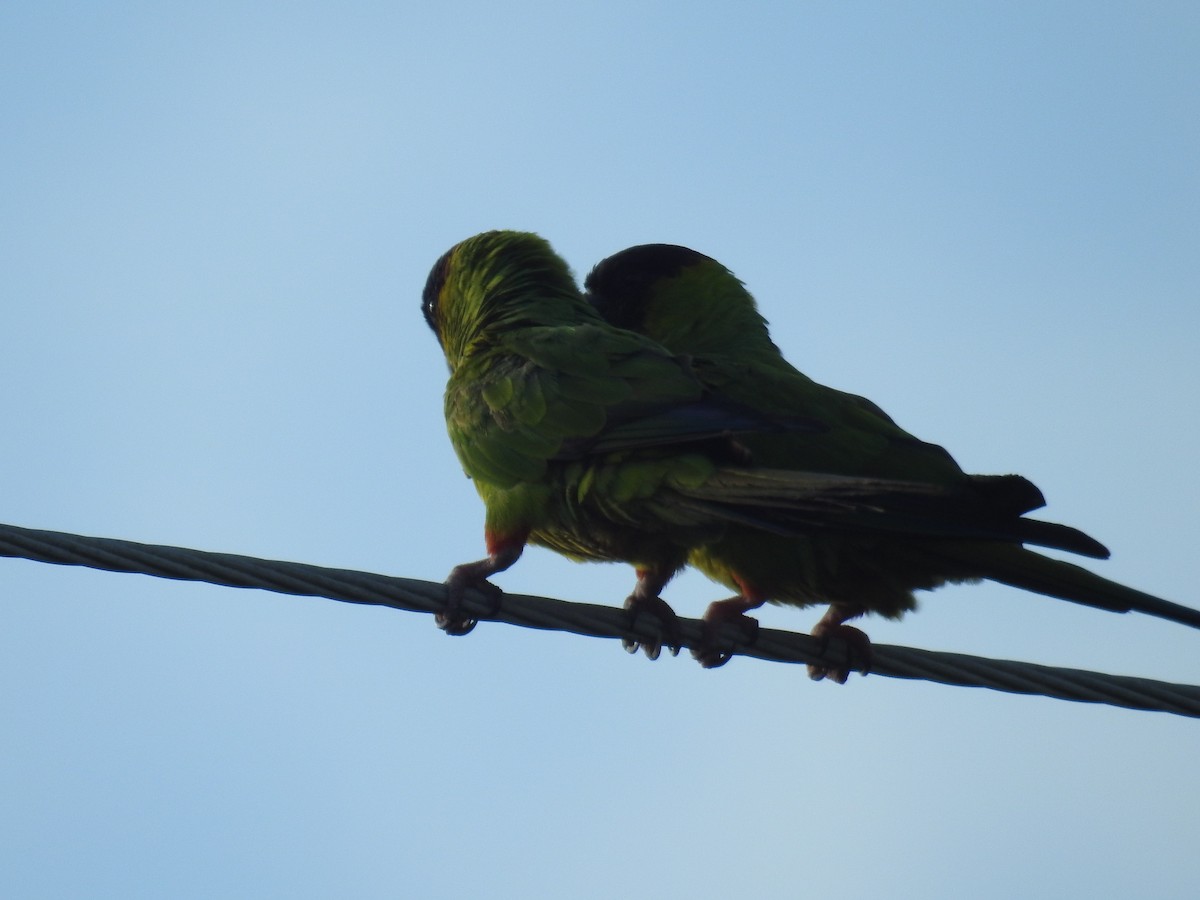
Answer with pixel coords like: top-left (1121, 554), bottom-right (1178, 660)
top-left (423, 230), bottom-right (599, 370)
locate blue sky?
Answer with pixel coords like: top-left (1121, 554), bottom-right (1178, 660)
top-left (2, 3), bottom-right (1198, 897)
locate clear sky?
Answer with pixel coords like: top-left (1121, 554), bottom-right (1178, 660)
top-left (2, 3), bottom-right (1198, 897)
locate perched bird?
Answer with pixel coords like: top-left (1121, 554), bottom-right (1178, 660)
top-left (423, 231), bottom-right (998, 657)
top-left (585, 243), bottom-right (1200, 677)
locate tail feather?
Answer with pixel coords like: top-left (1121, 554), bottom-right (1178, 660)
top-left (935, 543), bottom-right (1200, 629)
top-left (1009, 518), bottom-right (1109, 560)
top-left (967, 474), bottom-right (1046, 515)
top-left (664, 466), bottom-right (1200, 629)
top-left (677, 467), bottom-right (1110, 558)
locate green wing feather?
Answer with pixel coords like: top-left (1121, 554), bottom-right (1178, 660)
top-left (585, 242), bottom-right (1195, 629)
top-left (429, 231), bottom-right (1008, 589)
top-left (429, 232), bottom-right (1195, 637)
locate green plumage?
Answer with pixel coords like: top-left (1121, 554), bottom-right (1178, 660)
top-left (425, 232), bottom-right (718, 576)
top-left (424, 232), bottom-right (1198, 668)
top-left (584, 242), bottom-right (1200, 671)
top-left (423, 232), bottom-right (997, 649)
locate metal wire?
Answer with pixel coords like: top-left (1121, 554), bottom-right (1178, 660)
top-left (1, 521), bottom-right (1197, 718)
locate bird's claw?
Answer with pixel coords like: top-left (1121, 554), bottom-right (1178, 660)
top-left (622, 593), bottom-right (681, 660)
top-left (806, 624), bottom-right (871, 683)
top-left (439, 565), bottom-right (504, 636)
top-left (692, 612), bottom-right (759, 669)
top-left (435, 608), bottom-right (481, 636)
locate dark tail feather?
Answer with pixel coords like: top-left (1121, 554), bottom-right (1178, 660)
top-left (677, 468), bottom-right (1112, 558)
top-left (968, 474), bottom-right (1046, 516)
top-left (1011, 518), bottom-right (1110, 559)
top-left (966, 475), bottom-right (1109, 558)
top-left (943, 544), bottom-right (1200, 629)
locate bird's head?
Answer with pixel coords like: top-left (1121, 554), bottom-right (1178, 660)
top-left (422, 230), bottom-right (586, 369)
top-left (584, 243), bottom-right (777, 359)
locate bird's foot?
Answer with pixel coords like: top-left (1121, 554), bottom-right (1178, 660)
top-left (692, 598), bottom-right (761, 669)
top-left (439, 560), bottom-right (506, 636)
top-left (622, 593), bottom-right (682, 660)
top-left (624, 592), bottom-right (681, 662)
top-left (807, 622), bottom-right (871, 684)
top-left (619, 566), bottom-right (682, 660)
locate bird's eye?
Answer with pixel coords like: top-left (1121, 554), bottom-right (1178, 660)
top-left (422, 250), bottom-right (453, 338)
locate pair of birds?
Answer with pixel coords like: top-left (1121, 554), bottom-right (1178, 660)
top-left (422, 230), bottom-right (1198, 679)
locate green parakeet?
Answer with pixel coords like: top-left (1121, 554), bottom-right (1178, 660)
top-left (584, 243), bottom-right (1200, 677)
top-left (423, 231), bottom-right (1040, 657)
top-left (421, 229), bottom-right (787, 648)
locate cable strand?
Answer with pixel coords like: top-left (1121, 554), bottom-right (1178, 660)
top-left (1, 522), bottom-right (1196, 718)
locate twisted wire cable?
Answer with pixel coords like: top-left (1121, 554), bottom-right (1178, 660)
top-left (1, 522), bottom-right (1196, 718)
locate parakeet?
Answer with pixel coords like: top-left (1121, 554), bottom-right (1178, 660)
top-left (423, 231), bottom-right (1034, 658)
top-left (585, 243), bottom-right (1200, 677)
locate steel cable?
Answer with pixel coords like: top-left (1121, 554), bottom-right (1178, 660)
top-left (1, 522), bottom-right (1196, 718)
